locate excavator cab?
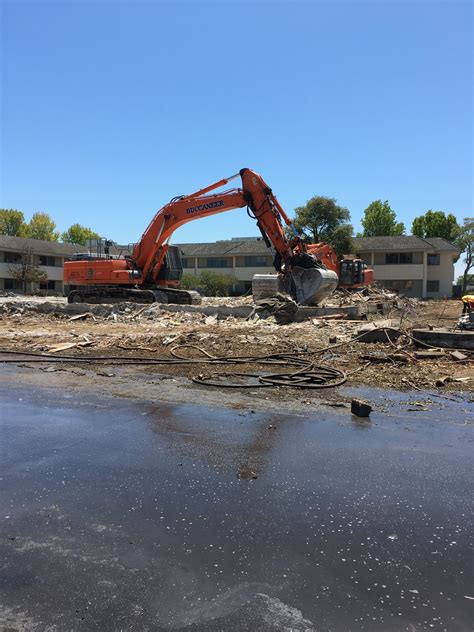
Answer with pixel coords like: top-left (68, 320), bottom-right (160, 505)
top-left (339, 259), bottom-right (372, 288)
top-left (156, 245), bottom-right (183, 282)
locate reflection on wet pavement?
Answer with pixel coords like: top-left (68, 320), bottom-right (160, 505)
top-left (0, 379), bottom-right (473, 630)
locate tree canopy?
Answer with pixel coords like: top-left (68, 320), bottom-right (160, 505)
top-left (412, 210), bottom-right (460, 243)
top-left (292, 196), bottom-right (354, 256)
top-left (27, 212), bottom-right (60, 241)
top-left (360, 200), bottom-right (405, 236)
top-left (62, 223), bottom-right (100, 245)
top-left (0, 209), bottom-right (29, 236)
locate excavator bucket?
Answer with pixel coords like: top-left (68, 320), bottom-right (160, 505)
top-left (252, 268), bottom-right (338, 305)
top-left (290, 266), bottom-right (338, 305)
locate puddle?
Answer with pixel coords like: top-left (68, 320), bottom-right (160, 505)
top-left (0, 376), bottom-right (473, 630)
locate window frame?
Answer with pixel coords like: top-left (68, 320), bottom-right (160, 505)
top-left (4, 251), bottom-right (23, 264)
top-left (197, 257), bottom-right (232, 269)
top-left (385, 252), bottom-right (414, 265)
top-left (426, 280), bottom-right (440, 293)
top-left (427, 254), bottom-right (440, 266)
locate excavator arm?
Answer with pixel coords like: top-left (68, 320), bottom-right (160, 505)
top-left (132, 168), bottom-right (302, 285)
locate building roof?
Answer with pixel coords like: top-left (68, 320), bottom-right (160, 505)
top-left (178, 235), bottom-right (460, 257)
top-left (353, 235), bottom-right (459, 253)
top-left (175, 238), bottom-right (271, 257)
top-left (0, 234), bottom-right (87, 256)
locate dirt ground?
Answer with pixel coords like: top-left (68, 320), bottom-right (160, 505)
top-left (0, 293), bottom-right (472, 400)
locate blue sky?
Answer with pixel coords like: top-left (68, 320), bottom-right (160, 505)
top-left (1, 1), bottom-right (472, 264)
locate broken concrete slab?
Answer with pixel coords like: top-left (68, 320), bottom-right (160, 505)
top-left (356, 321), bottom-right (401, 343)
top-left (413, 350), bottom-right (447, 359)
top-left (450, 350), bottom-right (469, 362)
top-left (412, 329), bottom-right (474, 351)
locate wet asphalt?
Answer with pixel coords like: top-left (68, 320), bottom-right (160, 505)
top-left (0, 373), bottom-right (473, 631)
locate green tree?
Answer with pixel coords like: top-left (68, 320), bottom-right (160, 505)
top-left (9, 246), bottom-right (47, 293)
top-left (292, 196), bottom-right (353, 256)
top-left (28, 212), bottom-right (60, 241)
top-left (412, 210), bottom-right (460, 242)
top-left (457, 217), bottom-right (474, 293)
top-left (328, 224), bottom-right (355, 257)
top-left (62, 223), bottom-right (100, 245)
top-left (0, 209), bottom-right (29, 236)
top-left (199, 271), bottom-right (235, 296)
top-left (180, 273), bottom-right (204, 291)
top-left (293, 196), bottom-right (350, 241)
top-left (360, 200), bottom-right (405, 236)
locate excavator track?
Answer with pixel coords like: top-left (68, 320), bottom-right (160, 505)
top-left (67, 286), bottom-right (202, 305)
top-left (160, 287), bottom-right (202, 305)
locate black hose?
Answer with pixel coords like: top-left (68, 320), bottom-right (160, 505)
top-left (0, 345), bottom-right (347, 389)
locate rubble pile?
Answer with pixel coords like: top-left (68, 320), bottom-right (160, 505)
top-left (0, 294), bottom-right (472, 393)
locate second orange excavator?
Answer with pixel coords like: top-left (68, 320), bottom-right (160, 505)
top-left (64, 168), bottom-right (372, 306)
top-left (307, 243), bottom-right (374, 290)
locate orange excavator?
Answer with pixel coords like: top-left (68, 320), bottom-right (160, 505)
top-left (64, 168), bottom-right (341, 305)
top-left (307, 243), bottom-right (374, 289)
top-left (65, 168), bottom-right (374, 305)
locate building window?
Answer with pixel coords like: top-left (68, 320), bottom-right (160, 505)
top-left (181, 258), bottom-right (194, 269)
top-left (39, 255), bottom-right (58, 267)
top-left (197, 257), bottom-right (232, 268)
top-left (40, 280), bottom-right (56, 290)
top-left (4, 251), bottom-right (23, 263)
top-left (358, 252), bottom-right (371, 265)
top-left (236, 255), bottom-right (272, 267)
top-left (427, 254), bottom-right (440, 266)
top-left (4, 278), bottom-right (23, 290)
top-left (427, 280), bottom-right (439, 293)
top-left (385, 253), bottom-right (413, 264)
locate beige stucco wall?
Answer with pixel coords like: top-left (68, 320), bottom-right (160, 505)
top-left (372, 263), bottom-right (424, 282)
top-left (426, 252), bottom-right (455, 297)
top-left (235, 265), bottom-right (274, 280)
top-left (369, 250), bottom-right (456, 298)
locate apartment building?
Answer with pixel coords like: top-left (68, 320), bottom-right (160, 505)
top-left (0, 235), bottom-right (85, 294)
top-left (176, 237), bottom-right (274, 294)
top-left (354, 236), bottom-right (459, 298)
top-left (0, 234), bottom-right (459, 299)
top-left (178, 235), bottom-right (459, 299)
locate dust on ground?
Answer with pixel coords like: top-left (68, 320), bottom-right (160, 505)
top-left (0, 291), bottom-right (472, 400)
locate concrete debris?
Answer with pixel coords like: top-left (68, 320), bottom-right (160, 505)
top-left (351, 398), bottom-right (372, 417)
top-left (356, 321), bottom-right (401, 343)
top-left (450, 350), bottom-right (469, 362)
top-left (435, 375), bottom-right (472, 387)
top-left (204, 314), bottom-right (219, 326)
top-left (0, 294), bottom-right (472, 393)
top-left (252, 294), bottom-right (298, 324)
top-left (412, 328), bottom-right (474, 351)
top-left (413, 350), bottom-right (447, 360)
